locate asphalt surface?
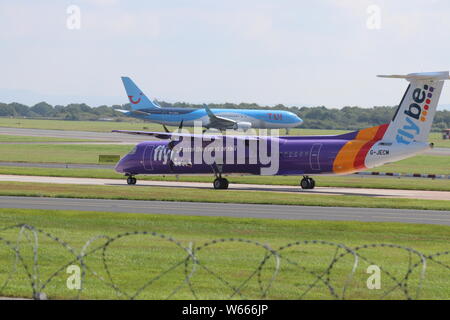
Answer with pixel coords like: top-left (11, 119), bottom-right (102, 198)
top-left (0, 161), bottom-right (448, 181)
top-left (1, 174), bottom-right (449, 201)
top-left (0, 196), bottom-right (448, 225)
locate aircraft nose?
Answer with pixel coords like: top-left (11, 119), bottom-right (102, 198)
top-left (115, 157), bottom-right (127, 173)
top-left (294, 114), bottom-right (303, 126)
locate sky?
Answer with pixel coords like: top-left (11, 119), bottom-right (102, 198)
top-left (1, 0), bottom-right (450, 109)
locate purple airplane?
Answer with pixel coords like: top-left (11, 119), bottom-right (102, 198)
top-left (113, 71), bottom-right (448, 190)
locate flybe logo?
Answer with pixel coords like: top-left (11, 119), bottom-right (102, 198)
top-left (396, 84), bottom-right (434, 145)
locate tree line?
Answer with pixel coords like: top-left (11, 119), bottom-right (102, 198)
top-left (0, 101), bottom-right (449, 131)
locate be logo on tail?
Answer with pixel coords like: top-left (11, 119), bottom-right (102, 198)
top-left (396, 85), bottom-right (434, 145)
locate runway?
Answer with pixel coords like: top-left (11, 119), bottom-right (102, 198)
top-left (0, 196), bottom-right (448, 225)
top-left (0, 174), bottom-right (449, 201)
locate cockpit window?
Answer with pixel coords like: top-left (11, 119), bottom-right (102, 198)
top-left (128, 146), bottom-right (138, 155)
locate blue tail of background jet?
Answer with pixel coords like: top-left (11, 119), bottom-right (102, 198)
top-left (121, 77), bottom-right (161, 110)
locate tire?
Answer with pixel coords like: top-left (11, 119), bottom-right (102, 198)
top-left (127, 177), bottom-right (137, 185)
top-left (300, 178), bottom-right (309, 189)
top-left (213, 178), bottom-right (222, 189)
top-left (221, 178), bottom-right (229, 190)
top-left (308, 178), bottom-right (315, 189)
top-left (213, 178), bottom-right (229, 189)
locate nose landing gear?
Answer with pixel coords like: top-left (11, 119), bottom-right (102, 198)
top-left (126, 176), bottom-right (137, 185)
top-left (300, 176), bottom-right (315, 189)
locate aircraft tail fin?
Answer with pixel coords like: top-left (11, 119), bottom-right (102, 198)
top-left (121, 77), bottom-right (161, 110)
top-left (379, 71), bottom-right (449, 144)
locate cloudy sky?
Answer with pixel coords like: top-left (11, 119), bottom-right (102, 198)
top-left (1, 0), bottom-right (450, 108)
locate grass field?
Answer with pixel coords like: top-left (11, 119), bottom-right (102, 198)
top-left (0, 117), bottom-right (449, 147)
top-left (0, 135), bottom-right (98, 142)
top-left (0, 209), bottom-right (448, 299)
top-left (0, 144), bottom-right (132, 164)
top-left (0, 166), bottom-right (449, 192)
top-left (0, 181), bottom-right (448, 211)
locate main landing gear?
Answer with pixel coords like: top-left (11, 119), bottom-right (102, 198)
top-left (212, 164), bottom-right (229, 189)
top-left (300, 176), bottom-right (315, 189)
top-left (213, 177), bottom-right (229, 189)
top-left (126, 175), bottom-right (137, 185)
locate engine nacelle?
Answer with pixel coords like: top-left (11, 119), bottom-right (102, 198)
top-left (233, 121), bottom-right (252, 131)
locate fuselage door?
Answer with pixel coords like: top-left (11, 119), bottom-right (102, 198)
top-left (309, 143), bottom-right (322, 170)
top-left (143, 145), bottom-right (154, 171)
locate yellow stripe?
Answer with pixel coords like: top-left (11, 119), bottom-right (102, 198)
top-left (332, 126), bottom-right (379, 174)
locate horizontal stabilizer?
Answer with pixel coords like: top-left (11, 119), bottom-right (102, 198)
top-left (377, 71), bottom-right (450, 81)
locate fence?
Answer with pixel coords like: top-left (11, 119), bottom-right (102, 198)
top-left (0, 224), bottom-right (448, 300)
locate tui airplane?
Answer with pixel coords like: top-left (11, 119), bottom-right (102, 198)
top-left (116, 77), bottom-right (303, 131)
top-left (113, 71), bottom-right (449, 189)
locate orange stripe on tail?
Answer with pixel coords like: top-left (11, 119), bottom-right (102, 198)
top-left (333, 124), bottom-right (388, 174)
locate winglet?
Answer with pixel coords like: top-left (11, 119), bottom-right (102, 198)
top-left (203, 104), bottom-right (216, 118)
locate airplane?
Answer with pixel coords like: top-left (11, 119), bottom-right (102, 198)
top-left (113, 71), bottom-right (449, 190)
top-left (117, 77), bottom-right (303, 131)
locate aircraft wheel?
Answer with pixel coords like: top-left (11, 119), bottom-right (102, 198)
top-left (127, 176), bottom-right (137, 185)
top-left (213, 178), bottom-right (229, 190)
top-left (300, 177), bottom-right (315, 189)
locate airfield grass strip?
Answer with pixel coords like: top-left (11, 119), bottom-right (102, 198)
top-left (0, 181), bottom-right (448, 211)
top-left (0, 208), bottom-right (448, 299)
top-left (0, 166), bottom-right (450, 192)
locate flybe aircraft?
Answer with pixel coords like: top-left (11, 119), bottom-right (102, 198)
top-left (113, 71), bottom-right (448, 190)
top-left (118, 77), bottom-right (303, 131)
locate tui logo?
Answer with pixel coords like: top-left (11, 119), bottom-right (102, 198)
top-left (128, 92), bottom-right (143, 104)
top-left (396, 85), bottom-right (433, 144)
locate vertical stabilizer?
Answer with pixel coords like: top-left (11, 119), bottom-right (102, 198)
top-left (378, 71), bottom-right (449, 144)
top-left (121, 77), bottom-right (161, 110)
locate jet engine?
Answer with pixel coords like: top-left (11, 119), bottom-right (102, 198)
top-left (233, 121), bottom-right (252, 131)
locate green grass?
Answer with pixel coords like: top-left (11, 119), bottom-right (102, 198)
top-left (372, 155), bottom-right (450, 175)
top-left (0, 209), bottom-right (448, 299)
top-left (0, 144), bottom-right (133, 164)
top-left (0, 135), bottom-right (99, 142)
top-left (0, 181), bottom-right (448, 211)
top-left (1, 166), bottom-right (450, 191)
top-left (1, 117), bottom-right (449, 147)
top-left (0, 117), bottom-right (155, 132)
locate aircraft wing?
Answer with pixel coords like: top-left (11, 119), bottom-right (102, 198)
top-left (114, 109), bottom-right (150, 116)
top-left (203, 104), bottom-right (237, 129)
top-left (112, 129), bottom-right (260, 141)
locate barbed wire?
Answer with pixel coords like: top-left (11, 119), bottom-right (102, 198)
top-left (0, 224), bottom-right (448, 300)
